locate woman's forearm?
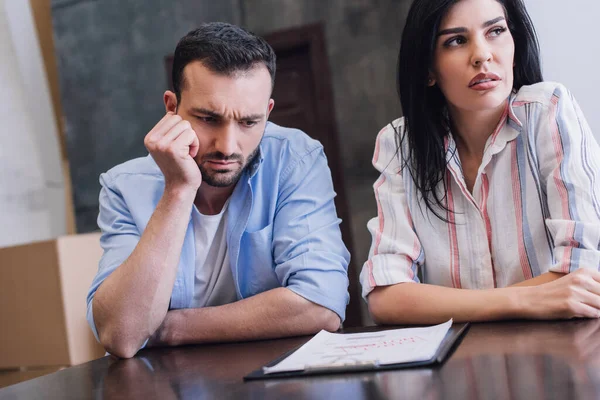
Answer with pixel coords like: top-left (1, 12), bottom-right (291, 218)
top-left (509, 272), bottom-right (565, 287)
top-left (367, 282), bottom-right (531, 325)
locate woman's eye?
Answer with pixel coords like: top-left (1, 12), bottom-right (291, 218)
top-left (489, 27), bottom-right (507, 37)
top-left (445, 36), bottom-right (466, 47)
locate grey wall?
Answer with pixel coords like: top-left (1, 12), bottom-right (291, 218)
top-left (241, 0), bottom-right (410, 172)
top-left (52, 0), bottom-right (243, 231)
top-left (52, 0), bottom-right (411, 275)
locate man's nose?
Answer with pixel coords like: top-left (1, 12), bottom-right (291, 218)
top-left (214, 125), bottom-right (237, 156)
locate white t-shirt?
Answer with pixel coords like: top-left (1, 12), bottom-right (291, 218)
top-left (189, 202), bottom-right (237, 308)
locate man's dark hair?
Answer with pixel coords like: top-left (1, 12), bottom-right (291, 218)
top-left (172, 22), bottom-right (276, 102)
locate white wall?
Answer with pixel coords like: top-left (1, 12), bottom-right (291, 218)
top-left (525, 0), bottom-right (600, 142)
top-left (0, 0), bottom-right (66, 247)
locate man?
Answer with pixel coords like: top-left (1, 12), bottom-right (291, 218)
top-left (87, 22), bottom-right (350, 358)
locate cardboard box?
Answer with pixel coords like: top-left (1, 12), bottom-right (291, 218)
top-left (0, 233), bottom-right (105, 368)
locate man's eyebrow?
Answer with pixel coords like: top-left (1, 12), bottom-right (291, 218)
top-left (190, 107), bottom-right (223, 119)
top-left (190, 108), bottom-right (265, 121)
top-left (437, 16), bottom-right (506, 37)
top-left (240, 113), bottom-right (265, 121)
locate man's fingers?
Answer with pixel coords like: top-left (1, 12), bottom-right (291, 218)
top-left (154, 111), bottom-right (175, 130)
top-left (156, 120), bottom-right (193, 148)
top-left (189, 133), bottom-right (200, 158)
top-left (145, 113), bottom-right (182, 144)
top-left (171, 129), bottom-right (199, 158)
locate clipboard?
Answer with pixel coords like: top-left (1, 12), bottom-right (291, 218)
top-left (244, 322), bottom-right (470, 381)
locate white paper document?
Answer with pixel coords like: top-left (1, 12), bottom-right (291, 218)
top-left (263, 319), bottom-right (452, 374)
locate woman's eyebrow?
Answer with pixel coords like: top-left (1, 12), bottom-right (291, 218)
top-left (437, 16), bottom-right (506, 37)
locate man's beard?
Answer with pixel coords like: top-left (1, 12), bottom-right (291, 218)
top-left (199, 144), bottom-right (260, 187)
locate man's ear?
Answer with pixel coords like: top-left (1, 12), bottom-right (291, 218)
top-left (266, 98), bottom-right (275, 119)
top-left (164, 90), bottom-right (178, 113)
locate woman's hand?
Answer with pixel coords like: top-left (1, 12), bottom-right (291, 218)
top-left (521, 269), bottom-right (600, 320)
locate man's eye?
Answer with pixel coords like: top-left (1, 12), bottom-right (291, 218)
top-left (198, 116), bottom-right (216, 123)
top-left (242, 120), bottom-right (257, 127)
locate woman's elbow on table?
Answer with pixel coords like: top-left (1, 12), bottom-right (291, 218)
top-left (367, 286), bottom-right (407, 325)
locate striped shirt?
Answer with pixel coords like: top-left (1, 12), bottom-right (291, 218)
top-left (360, 82), bottom-right (600, 297)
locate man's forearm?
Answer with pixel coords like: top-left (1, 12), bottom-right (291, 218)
top-left (153, 287), bottom-right (341, 346)
top-left (93, 186), bottom-right (196, 357)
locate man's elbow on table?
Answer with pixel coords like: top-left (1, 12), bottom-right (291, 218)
top-left (294, 296), bottom-right (342, 333)
top-left (99, 328), bottom-right (144, 359)
top-left (319, 308), bottom-right (342, 332)
top-left (92, 296), bottom-right (150, 358)
top-left (94, 310), bottom-right (147, 358)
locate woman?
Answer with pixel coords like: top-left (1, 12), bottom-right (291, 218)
top-left (361, 0), bottom-right (600, 324)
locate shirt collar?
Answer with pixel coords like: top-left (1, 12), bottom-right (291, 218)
top-left (247, 141), bottom-right (265, 179)
top-left (444, 94), bottom-right (523, 156)
top-left (507, 90), bottom-right (524, 128)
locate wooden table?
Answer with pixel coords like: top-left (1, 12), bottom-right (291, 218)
top-left (2, 319), bottom-right (600, 399)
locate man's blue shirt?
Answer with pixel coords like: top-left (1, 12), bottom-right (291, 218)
top-left (86, 122), bottom-right (350, 341)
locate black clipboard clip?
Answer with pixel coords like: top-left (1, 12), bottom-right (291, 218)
top-left (303, 360), bottom-right (381, 373)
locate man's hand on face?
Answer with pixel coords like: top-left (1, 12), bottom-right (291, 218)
top-left (144, 112), bottom-right (202, 193)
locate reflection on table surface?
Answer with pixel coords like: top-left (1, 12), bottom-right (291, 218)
top-left (2, 319), bottom-right (600, 400)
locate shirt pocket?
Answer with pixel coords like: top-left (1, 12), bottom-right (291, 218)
top-left (239, 223), bottom-right (279, 296)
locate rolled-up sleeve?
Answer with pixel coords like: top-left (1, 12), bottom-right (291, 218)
top-left (86, 172), bottom-right (141, 341)
top-left (539, 84), bottom-right (600, 273)
top-left (359, 123), bottom-right (424, 299)
top-left (271, 147), bottom-right (350, 321)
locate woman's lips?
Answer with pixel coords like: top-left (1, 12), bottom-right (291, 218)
top-left (469, 80), bottom-right (501, 91)
top-left (468, 72), bottom-right (501, 91)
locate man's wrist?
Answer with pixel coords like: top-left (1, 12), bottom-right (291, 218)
top-left (163, 183), bottom-right (198, 204)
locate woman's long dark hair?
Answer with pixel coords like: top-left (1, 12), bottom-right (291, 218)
top-left (396, 0), bottom-right (543, 220)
